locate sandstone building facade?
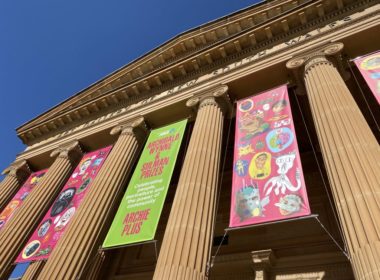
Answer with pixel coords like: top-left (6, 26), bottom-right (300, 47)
top-left (0, 0), bottom-right (379, 279)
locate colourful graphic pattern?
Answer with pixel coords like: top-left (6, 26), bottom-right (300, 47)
top-left (354, 51), bottom-right (380, 105)
top-left (229, 85), bottom-right (311, 228)
top-left (0, 169), bottom-right (47, 230)
top-left (15, 146), bottom-right (112, 263)
top-left (103, 120), bottom-right (187, 248)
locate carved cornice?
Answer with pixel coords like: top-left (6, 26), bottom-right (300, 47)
top-left (16, 0), bottom-right (378, 146)
top-left (50, 140), bottom-right (83, 163)
top-left (186, 85), bottom-right (232, 117)
top-left (15, 2), bottom-right (379, 158)
top-left (110, 117), bottom-right (148, 144)
top-left (1, 159), bottom-right (31, 181)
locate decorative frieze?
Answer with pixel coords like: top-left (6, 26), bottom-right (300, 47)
top-left (19, 1), bottom-right (378, 150)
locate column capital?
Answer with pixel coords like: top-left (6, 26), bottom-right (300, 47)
top-left (186, 84), bottom-right (232, 116)
top-left (286, 42), bottom-right (344, 71)
top-left (110, 116), bottom-right (148, 144)
top-left (286, 42), bottom-right (344, 94)
top-left (50, 140), bottom-right (83, 163)
top-left (1, 159), bottom-right (31, 180)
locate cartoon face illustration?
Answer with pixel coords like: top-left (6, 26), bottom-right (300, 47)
top-left (239, 113), bottom-right (270, 141)
top-left (37, 219), bottom-right (52, 237)
top-left (50, 188), bottom-right (76, 217)
top-left (264, 153), bottom-right (302, 196)
top-left (79, 158), bottom-right (92, 175)
top-left (236, 183), bottom-right (269, 221)
top-left (22, 240), bottom-right (41, 259)
top-left (266, 127), bottom-right (294, 153)
top-left (255, 154), bottom-right (267, 169)
top-left (239, 112), bottom-right (263, 133)
top-left (275, 194), bottom-right (302, 215)
top-left (54, 207), bottom-right (75, 231)
top-left (249, 152), bottom-right (271, 180)
top-left (272, 100), bottom-right (287, 114)
top-left (276, 153), bottom-right (296, 174)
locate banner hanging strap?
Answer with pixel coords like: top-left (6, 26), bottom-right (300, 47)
top-left (206, 230), bottom-right (228, 278)
top-left (207, 214), bottom-right (349, 277)
top-left (314, 216), bottom-right (350, 260)
top-left (206, 106), bottom-right (234, 277)
top-left (292, 88), bottom-right (352, 261)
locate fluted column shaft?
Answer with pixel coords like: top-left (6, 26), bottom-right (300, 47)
top-left (38, 118), bottom-right (147, 280)
top-left (0, 141), bottom-right (82, 279)
top-left (21, 261), bottom-right (45, 280)
top-left (86, 251), bottom-right (106, 280)
top-left (0, 160), bottom-right (30, 210)
top-left (153, 87), bottom-right (229, 280)
top-left (288, 43), bottom-right (380, 279)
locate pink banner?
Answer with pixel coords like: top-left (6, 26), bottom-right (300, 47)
top-left (354, 51), bottom-right (380, 104)
top-left (0, 170), bottom-right (47, 230)
top-left (16, 146), bottom-right (112, 263)
top-left (229, 85), bottom-right (311, 228)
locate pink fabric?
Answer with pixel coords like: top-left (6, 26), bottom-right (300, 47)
top-left (229, 85), bottom-right (311, 228)
top-left (354, 51), bottom-right (380, 105)
top-left (16, 146), bottom-right (112, 263)
top-left (0, 169), bottom-right (47, 230)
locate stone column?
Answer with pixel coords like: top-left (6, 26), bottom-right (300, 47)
top-left (0, 159), bottom-right (30, 210)
top-left (22, 251), bottom-right (104, 280)
top-left (22, 261), bottom-right (45, 280)
top-left (153, 86), bottom-right (231, 280)
top-left (0, 141), bottom-right (82, 279)
top-left (287, 42), bottom-right (380, 280)
top-left (38, 118), bottom-right (147, 280)
top-left (86, 251), bottom-right (106, 280)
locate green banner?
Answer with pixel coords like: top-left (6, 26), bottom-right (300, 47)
top-left (103, 119), bottom-right (187, 248)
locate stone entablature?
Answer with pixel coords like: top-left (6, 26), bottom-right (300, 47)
top-left (16, 0), bottom-right (375, 146)
top-left (17, 1), bottom-right (379, 161)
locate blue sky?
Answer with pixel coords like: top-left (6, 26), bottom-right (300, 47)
top-left (0, 0), bottom-right (260, 180)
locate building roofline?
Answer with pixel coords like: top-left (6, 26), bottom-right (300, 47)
top-left (17, 0), bottom-right (267, 131)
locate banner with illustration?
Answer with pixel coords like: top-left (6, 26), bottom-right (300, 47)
top-left (229, 85), bottom-right (310, 228)
top-left (354, 51), bottom-right (380, 104)
top-left (103, 120), bottom-right (187, 248)
top-left (16, 146), bottom-right (112, 263)
top-left (0, 169), bottom-right (47, 230)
